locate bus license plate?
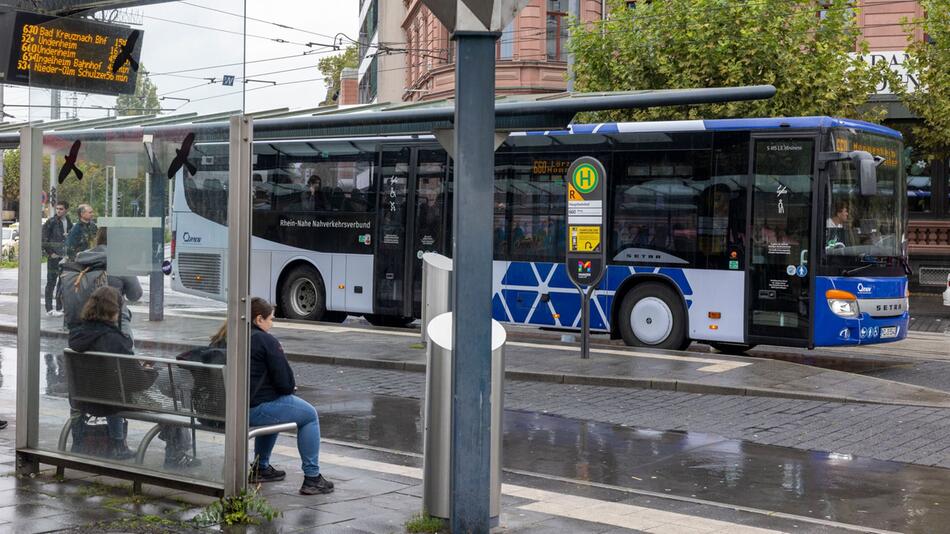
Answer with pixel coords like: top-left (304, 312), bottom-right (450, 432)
top-left (880, 326), bottom-right (899, 339)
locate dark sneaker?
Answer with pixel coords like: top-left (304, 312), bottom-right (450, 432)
top-left (249, 464), bottom-right (286, 483)
top-left (164, 455), bottom-right (202, 470)
top-left (300, 474), bottom-right (334, 495)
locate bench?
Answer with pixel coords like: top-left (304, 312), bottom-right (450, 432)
top-left (58, 348), bottom-right (295, 489)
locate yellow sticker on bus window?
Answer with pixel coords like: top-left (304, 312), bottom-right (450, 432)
top-left (569, 226), bottom-right (601, 252)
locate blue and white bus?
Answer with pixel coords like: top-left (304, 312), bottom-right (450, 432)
top-left (171, 116), bottom-right (909, 352)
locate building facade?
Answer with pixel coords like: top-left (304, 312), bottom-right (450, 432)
top-left (858, 1), bottom-right (949, 291)
top-left (357, 0), bottom-right (407, 105)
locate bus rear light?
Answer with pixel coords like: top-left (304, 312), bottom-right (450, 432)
top-left (708, 312), bottom-right (721, 319)
top-left (826, 289), bottom-right (858, 318)
top-left (171, 231), bottom-right (176, 259)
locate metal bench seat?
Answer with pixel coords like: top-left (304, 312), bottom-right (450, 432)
top-left (59, 349), bottom-right (297, 472)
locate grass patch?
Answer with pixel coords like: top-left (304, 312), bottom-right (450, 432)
top-left (193, 486), bottom-right (280, 527)
top-left (405, 513), bottom-right (446, 533)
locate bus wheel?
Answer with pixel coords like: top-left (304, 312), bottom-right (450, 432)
top-left (364, 314), bottom-right (415, 328)
top-left (708, 342), bottom-right (757, 355)
top-left (281, 265), bottom-right (327, 321)
top-left (619, 282), bottom-right (687, 350)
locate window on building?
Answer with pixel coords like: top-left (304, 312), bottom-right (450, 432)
top-left (546, 0), bottom-right (568, 61)
top-left (500, 20), bottom-right (514, 59)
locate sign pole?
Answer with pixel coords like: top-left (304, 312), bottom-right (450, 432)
top-left (565, 156), bottom-right (607, 360)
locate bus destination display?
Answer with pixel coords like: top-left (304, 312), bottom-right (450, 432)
top-left (2, 11), bottom-right (142, 95)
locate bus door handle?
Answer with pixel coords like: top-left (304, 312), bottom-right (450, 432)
top-left (800, 250), bottom-right (808, 266)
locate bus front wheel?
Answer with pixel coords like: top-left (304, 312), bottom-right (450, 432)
top-left (618, 282), bottom-right (688, 350)
top-left (280, 265), bottom-right (329, 321)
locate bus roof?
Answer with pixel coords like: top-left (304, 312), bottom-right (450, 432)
top-left (529, 116), bottom-right (902, 139)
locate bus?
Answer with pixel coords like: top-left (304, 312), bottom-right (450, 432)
top-left (170, 116), bottom-right (909, 352)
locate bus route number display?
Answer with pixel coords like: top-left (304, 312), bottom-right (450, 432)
top-left (2, 11), bottom-right (142, 95)
top-left (565, 156), bottom-right (607, 287)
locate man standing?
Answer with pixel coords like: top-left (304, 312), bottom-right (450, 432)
top-left (65, 204), bottom-right (97, 261)
top-left (41, 201), bottom-right (73, 316)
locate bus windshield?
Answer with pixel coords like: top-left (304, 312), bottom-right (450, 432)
top-left (821, 130), bottom-right (905, 273)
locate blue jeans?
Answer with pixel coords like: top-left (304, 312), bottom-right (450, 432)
top-left (248, 395), bottom-right (321, 477)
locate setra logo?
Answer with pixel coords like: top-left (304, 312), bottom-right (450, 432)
top-left (181, 232), bottom-right (202, 244)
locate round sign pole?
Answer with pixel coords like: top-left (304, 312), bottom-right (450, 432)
top-left (565, 156), bottom-right (607, 359)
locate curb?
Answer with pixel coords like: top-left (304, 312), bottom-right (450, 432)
top-left (2, 323), bottom-right (944, 408)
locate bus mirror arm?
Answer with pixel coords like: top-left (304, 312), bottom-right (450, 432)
top-left (819, 150), bottom-right (879, 196)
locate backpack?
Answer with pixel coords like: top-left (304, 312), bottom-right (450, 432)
top-left (176, 346), bottom-right (227, 428)
top-left (60, 261), bottom-right (109, 330)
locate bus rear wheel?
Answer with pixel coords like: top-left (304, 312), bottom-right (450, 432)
top-left (280, 265), bottom-right (329, 321)
top-left (618, 282), bottom-right (688, 350)
top-left (364, 314), bottom-right (415, 328)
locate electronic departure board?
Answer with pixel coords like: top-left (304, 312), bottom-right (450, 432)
top-left (0, 10), bottom-right (142, 95)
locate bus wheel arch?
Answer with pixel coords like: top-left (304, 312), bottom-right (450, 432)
top-left (612, 275), bottom-right (690, 350)
top-left (277, 260), bottom-right (330, 321)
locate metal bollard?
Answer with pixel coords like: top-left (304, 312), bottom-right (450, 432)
top-left (420, 253), bottom-right (453, 344)
top-left (422, 312), bottom-right (506, 523)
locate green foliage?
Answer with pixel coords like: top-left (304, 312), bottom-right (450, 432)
top-left (318, 46), bottom-right (358, 106)
top-left (569, 0), bottom-right (892, 122)
top-left (900, 0), bottom-right (950, 158)
top-left (116, 67), bottom-right (161, 117)
top-left (2, 149), bottom-right (19, 207)
top-left (194, 487), bottom-right (280, 527)
top-left (405, 513), bottom-right (447, 533)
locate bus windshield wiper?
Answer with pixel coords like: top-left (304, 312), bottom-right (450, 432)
top-left (843, 256), bottom-right (887, 276)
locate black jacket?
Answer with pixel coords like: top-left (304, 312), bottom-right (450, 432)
top-left (42, 215), bottom-right (73, 257)
top-left (68, 320), bottom-right (155, 415)
top-left (249, 326), bottom-right (295, 407)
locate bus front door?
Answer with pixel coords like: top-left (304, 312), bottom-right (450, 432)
top-left (748, 136), bottom-right (816, 346)
top-left (407, 148), bottom-right (450, 318)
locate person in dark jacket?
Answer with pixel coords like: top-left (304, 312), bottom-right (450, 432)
top-left (67, 228), bottom-right (142, 340)
top-left (67, 286), bottom-right (139, 459)
top-left (42, 201), bottom-right (73, 316)
top-left (246, 297), bottom-right (334, 495)
top-left (65, 204), bottom-right (97, 260)
top-left (68, 286), bottom-right (198, 468)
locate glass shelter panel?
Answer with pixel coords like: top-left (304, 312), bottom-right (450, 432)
top-left (24, 4), bottom-right (245, 490)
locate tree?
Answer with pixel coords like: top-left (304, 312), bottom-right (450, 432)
top-left (116, 67), bottom-right (160, 116)
top-left (317, 46), bottom-right (358, 106)
top-left (569, 0), bottom-right (893, 122)
top-left (2, 149), bottom-right (19, 212)
top-left (900, 0), bottom-right (950, 158)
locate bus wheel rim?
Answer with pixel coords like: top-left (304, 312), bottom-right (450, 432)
top-left (290, 278), bottom-right (317, 316)
top-left (630, 297), bottom-right (673, 345)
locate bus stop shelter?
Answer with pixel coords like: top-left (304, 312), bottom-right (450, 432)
top-left (2, 0), bottom-right (776, 502)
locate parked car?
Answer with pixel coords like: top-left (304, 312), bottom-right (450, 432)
top-left (1, 227), bottom-right (18, 259)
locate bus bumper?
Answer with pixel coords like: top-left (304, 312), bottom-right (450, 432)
top-left (813, 276), bottom-right (909, 347)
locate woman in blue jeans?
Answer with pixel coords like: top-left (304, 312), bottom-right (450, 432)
top-left (245, 297), bottom-right (334, 495)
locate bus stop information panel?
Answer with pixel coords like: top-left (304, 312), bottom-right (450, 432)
top-left (0, 10), bottom-right (142, 95)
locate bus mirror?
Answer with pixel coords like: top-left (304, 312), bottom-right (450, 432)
top-left (851, 151), bottom-right (878, 196)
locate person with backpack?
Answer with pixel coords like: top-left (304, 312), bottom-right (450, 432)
top-left (62, 227), bottom-right (142, 341)
top-left (64, 204), bottom-right (97, 261)
top-left (205, 299), bottom-right (334, 494)
top-left (42, 201), bottom-right (73, 316)
top-left (69, 286), bottom-right (199, 468)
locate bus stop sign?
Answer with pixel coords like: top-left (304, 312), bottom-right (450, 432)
top-left (565, 156), bottom-right (607, 288)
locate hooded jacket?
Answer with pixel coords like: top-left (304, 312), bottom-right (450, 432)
top-left (67, 320), bottom-right (155, 415)
top-left (69, 245), bottom-right (143, 338)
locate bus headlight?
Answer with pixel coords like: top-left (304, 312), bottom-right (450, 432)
top-left (826, 289), bottom-right (859, 318)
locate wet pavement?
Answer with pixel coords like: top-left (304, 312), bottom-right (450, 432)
top-left (1, 294), bottom-right (947, 409)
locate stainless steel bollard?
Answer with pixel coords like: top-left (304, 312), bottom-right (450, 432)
top-left (422, 312), bottom-right (506, 522)
top-left (420, 253), bottom-right (453, 344)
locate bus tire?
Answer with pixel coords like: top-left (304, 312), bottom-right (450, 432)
top-left (280, 265), bottom-right (329, 321)
top-left (364, 314), bottom-right (415, 328)
top-left (708, 342), bottom-right (756, 355)
top-left (618, 282), bottom-right (688, 350)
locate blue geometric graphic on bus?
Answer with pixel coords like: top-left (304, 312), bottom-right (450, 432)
top-left (493, 262), bottom-right (696, 331)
